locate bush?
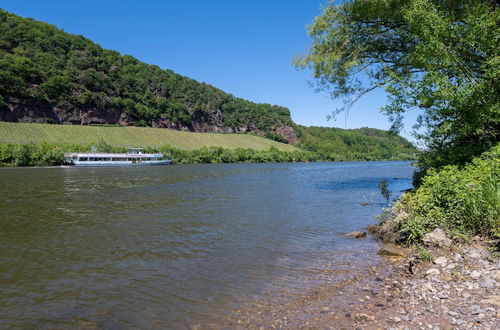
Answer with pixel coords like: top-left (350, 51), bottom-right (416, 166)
top-left (394, 144), bottom-right (500, 243)
top-left (0, 142), bottom-right (66, 166)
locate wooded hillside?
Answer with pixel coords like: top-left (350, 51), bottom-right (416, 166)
top-left (0, 9), bottom-right (296, 141)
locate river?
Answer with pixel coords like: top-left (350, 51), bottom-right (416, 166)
top-left (0, 161), bottom-right (414, 328)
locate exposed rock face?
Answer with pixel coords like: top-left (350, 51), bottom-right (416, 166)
top-left (2, 98), bottom-right (54, 123)
top-left (275, 125), bottom-right (298, 144)
top-left (1, 98), bottom-right (298, 143)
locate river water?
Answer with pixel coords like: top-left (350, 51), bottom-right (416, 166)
top-left (0, 161), bottom-right (414, 328)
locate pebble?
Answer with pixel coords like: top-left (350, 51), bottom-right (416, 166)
top-left (480, 277), bottom-right (496, 289)
top-left (434, 256), bottom-right (447, 265)
top-left (445, 263), bottom-right (456, 270)
top-left (470, 270), bottom-right (482, 279)
top-left (469, 250), bottom-right (482, 259)
top-left (493, 270), bottom-right (500, 282)
top-left (470, 305), bottom-right (482, 315)
top-left (425, 268), bottom-right (441, 276)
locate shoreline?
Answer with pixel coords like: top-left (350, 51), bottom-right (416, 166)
top-left (0, 159), bottom-right (415, 169)
top-left (224, 237), bottom-right (499, 329)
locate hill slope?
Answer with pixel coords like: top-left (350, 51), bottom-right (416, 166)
top-left (0, 122), bottom-right (298, 151)
top-left (0, 9), bottom-right (417, 160)
top-left (0, 9), bottom-right (297, 142)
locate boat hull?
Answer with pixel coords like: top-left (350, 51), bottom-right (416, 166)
top-left (71, 160), bottom-right (172, 167)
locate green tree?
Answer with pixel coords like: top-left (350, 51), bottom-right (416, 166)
top-left (41, 75), bottom-right (71, 101)
top-left (296, 0), bottom-right (500, 175)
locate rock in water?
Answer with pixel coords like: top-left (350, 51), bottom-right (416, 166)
top-left (422, 228), bottom-right (452, 247)
top-left (345, 231), bottom-right (367, 239)
top-left (378, 244), bottom-right (405, 257)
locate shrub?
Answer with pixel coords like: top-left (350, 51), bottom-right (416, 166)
top-left (394, 144), bottom-right (500, 243)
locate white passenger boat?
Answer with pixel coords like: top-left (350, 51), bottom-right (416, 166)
top-left (65, 148), bottom-right (172, 167)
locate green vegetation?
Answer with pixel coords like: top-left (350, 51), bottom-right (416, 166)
top-left (0, 122), bottom-right (297, 151)
top-left (415, 245), bottom-right (433, 261)
top-left (390, 144), bottom-right (499, 244)
top-left (300, 0), bottom-right (500, 245)
top-left (295, 125), bottom-right (416, 161)
top-left (160, 146), bottom-right (316, 165)
top-left (0, 142), bottom-right (65, 166)
top-left (0, 122), bottom-right (417, 163)
top-left (378, 180), bottom-right (391, 205)
top-left (297, 0), bottom-right (499, 175)
top-left (0, 9), bottom-right (290, 132)
top-left (0, 141), bottom-right (317, 167)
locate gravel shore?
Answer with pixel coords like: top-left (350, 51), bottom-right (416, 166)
top-left (226, 238), bottom-right (499, 329)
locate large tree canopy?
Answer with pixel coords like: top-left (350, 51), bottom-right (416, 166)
top-left (297, 0), bottom-right (500, 172)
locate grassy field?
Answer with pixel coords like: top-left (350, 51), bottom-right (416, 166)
top-left (0, 122), bottom-right (298, 151)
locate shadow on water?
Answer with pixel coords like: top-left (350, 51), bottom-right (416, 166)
top-left (0, 161), bottom-right (414, 328)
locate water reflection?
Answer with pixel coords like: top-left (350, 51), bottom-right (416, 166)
top-left (0, 161), bottom-right (414, 327)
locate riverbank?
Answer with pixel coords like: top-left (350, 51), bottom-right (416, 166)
top-left (223, 237), bottom-right (499, 329)
top-left (225, 145), bottom-right (499, 328)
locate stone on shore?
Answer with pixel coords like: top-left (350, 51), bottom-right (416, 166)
top-left (344, 231), bottom-right (367, 239)
top-left (479, 295), bottom-right (500, 307)
top-left (433, 256), bottom-right (448, 266)
top-left (480, 277), bottom-right (496, 289)
top-left (378, 244), bottom-right (405, 257)
top-left (494, 270), bottom-right (500, 283)
top-left (425, 268), bottom-right (441, 276)
top-left (422, 228), bottom-right (452, 247)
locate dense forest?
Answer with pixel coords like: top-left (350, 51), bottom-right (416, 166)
top-left (0, 9), bottom-right (294, 140)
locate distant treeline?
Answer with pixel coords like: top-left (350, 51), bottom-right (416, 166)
top-left (295, 125), bottom-right (416, 161)
top-left (0, 141), bottom-right (415, 167)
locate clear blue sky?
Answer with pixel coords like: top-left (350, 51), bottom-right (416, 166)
top-left (1, 0), bottom-right (418, 140)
